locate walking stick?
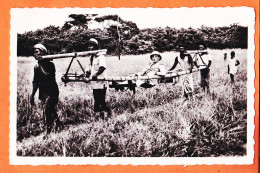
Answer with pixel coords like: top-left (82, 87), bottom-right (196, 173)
top-left (42, 101), bottom-right (47, 133)
top-left (27, 94), bottom-right (31, 134)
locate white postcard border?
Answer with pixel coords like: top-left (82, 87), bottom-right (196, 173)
top-left (9, 7), bottom-right (256, 165)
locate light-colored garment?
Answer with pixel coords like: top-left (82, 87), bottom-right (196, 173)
top-left (194, 53), bottom-right (212, 67)
top-left (135, 62), bottom-right (166, 87)
top-left (176, 56), bottom-right (194, 93)
top-left (90, 53), bottom-right (108, 89)
top-left (177, 56), bottom-right (192, 71)
top-left (140, 62), bottom-right (166, 77)
top-left (194, 52), bottom-right (211, 86)
top-left (181, 75), bottom-right (194, 94)
top-left (228, 57), bottom-right (238, 75)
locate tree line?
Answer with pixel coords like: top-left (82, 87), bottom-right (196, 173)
top-left (17, 14), bottom-right (248, 56)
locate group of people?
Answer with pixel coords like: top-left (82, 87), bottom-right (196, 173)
top-left (29, 38), bottom-right (240, 136)
top-left (135, 44), bottom-right (212, 99)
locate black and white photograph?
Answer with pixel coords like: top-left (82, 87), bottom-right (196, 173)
top-left (10, 8), bottom-right (255, 165)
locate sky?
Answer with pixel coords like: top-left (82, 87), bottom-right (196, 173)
top-left (11, 7), bottom-right (254, 34)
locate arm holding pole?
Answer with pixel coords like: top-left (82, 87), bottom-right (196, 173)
top-left (169, 57), bottom-right (178, 71)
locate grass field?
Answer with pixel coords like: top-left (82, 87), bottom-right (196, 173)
top-left (16, 49), bottom-right (247, 157)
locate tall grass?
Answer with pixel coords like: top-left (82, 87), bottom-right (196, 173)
top-left (16, 49), bottom-right (247, 156)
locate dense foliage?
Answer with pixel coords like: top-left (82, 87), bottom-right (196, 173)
top-left (17, 14), bottom-right (248, 56)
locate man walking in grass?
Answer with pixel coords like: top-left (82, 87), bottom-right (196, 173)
top-left (228, 51), bottom-right (240, 86)
top-left (194, 44), bottom-right (212, 95)
top-left (30, 44), bottom-right (61, 135)
top-left (87, 38), bottom-right (111, 119)
top-left (169, 46), bottom-right (194, 100)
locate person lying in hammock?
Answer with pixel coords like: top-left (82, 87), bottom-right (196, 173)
top-left (113, 51), bottom-right (166, 91)
top-left (132, 51), bottom-right (166, 88)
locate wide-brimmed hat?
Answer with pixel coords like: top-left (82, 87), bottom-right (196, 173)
top-left (150, 51), bottom-right (162, 60)
top-left (34, 44), bottom-right (47, 54)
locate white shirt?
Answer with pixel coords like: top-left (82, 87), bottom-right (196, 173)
top-left (90, 53), bottom-right (108, 89)
top-left (194, 52), bottom-right (212, 67)
top-left (228, 57), bottom-right (238, 75)
top-left (140, 62), bottom-right (166, 77)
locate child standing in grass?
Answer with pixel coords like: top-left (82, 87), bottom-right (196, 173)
top-left (228, 51), bottom-right (240, 86)
top-left (224, 53), bottom-right (227, 61)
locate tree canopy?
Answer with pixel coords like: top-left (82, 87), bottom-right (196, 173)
top-left (17, 14), bottom-right (248, 56)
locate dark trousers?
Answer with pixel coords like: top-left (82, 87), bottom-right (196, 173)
top-left (200, 69), bottom-right (210, 92)
top-left (230, 74), bottom-right (235, 83)
top-left (42, 96), bottom-right (59, 134)
top-left (93, 88), bottom-right (110, 113)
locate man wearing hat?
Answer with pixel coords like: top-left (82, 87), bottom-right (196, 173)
top-left (87, 38), bottom-right (111, 118)
top-left (30, 43), bottom-right (61, 135)
top-left (134, 51), bottom-right (166, 88)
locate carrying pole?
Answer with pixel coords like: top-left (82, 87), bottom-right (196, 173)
top-left (96, 66), bottom-right (207, 81)
top-left (42, 49), bottom-right (107, 60)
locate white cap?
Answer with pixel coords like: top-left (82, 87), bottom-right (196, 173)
top-left (89, 38), bottom-right (99, 46)
top-left (34, 44), bottom-right (47, 54)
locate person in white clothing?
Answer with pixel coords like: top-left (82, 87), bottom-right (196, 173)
top-left (169, 46), bottom-right (194, 99)
top-left (87, 38), bottom-right (111, 118)
top-left (134, 51), bottom-right (166, 88)
top-left (228, 51), bottom-right (240, 85)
